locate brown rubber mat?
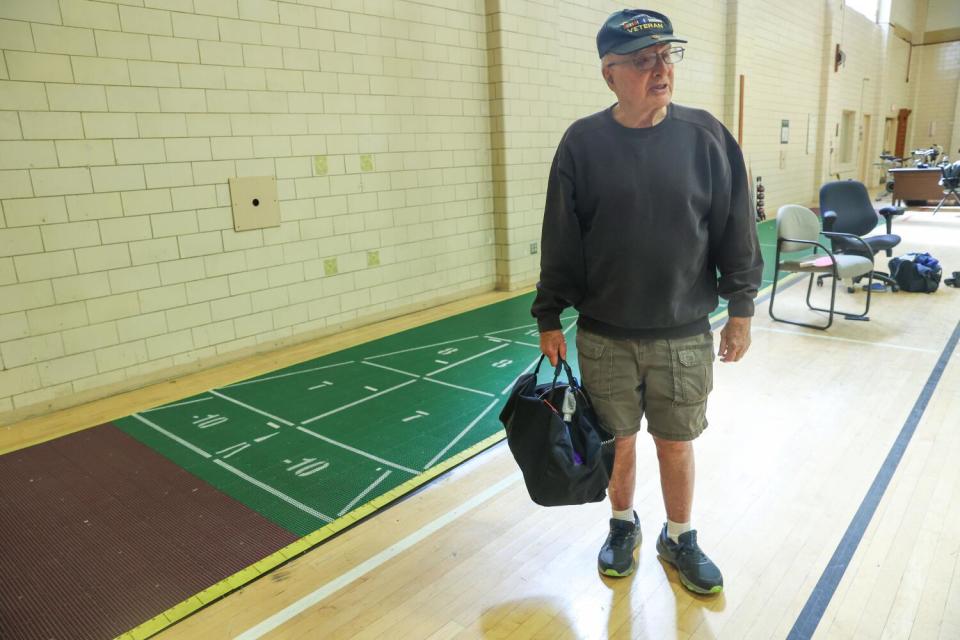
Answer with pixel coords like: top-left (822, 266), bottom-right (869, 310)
top-left (0, 423), bottom-right (300, 640)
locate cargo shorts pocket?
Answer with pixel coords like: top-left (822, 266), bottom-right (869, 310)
top-left (575, 329), bottom-right (609, 399)
top-left (670, 337), bottom-right (714, 405)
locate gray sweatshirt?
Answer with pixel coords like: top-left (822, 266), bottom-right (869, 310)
top-left (532, 103), bottom-right (763, 339)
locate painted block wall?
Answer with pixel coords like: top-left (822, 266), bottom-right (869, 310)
top-left (0, 0), bottom-right (497, 418)
top-left (0, 0), bottom-right (951, 423)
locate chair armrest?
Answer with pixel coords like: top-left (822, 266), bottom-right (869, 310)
top-left (777, 237), bottom-right (841, 271)
top-left (878, 206), bottom-right (904, 235)
top-left (821, 211), bottom-right (837, 232)
top-left (821, 230), bottom-right (874, 256)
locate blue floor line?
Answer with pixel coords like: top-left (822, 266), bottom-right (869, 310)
top-left (786, 319), bottom-right (960, 639)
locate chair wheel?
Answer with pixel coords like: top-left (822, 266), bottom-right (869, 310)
top-left (891, 285), bottom-right (899, 292)
top-left (847, 286), bottom-right (855, 293)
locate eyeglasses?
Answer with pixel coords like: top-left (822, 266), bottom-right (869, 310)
top-left (606, 47), bottom-right (685, 71)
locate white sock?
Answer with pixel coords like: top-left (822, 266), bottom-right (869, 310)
top-left (667, 519), bottom-right (691, 543)
top-left (612, 508), bottom-right (634, 523)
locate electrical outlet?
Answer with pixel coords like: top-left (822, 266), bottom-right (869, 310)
top-left (367, 250), bottom-right (380, 266)
top-left (323, 257), bottom-right (338, 276)
top-left (529, 242), bottom-right (538, 255)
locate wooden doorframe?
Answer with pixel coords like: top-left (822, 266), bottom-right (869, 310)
top-left (883, 117), bottom-right (896, 154)
top-left (895, 108), bottom-right (911, 158)
top-left (859, 113), bottom-right (873, 184)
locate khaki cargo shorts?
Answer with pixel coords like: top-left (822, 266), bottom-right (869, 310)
top-left (575, 327), bottom-right (715, 441)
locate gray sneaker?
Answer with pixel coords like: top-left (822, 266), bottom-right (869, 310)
top-left (598, 512), bottom-right (641, 577)
top-left (656, 525), bottom-right (723, 594)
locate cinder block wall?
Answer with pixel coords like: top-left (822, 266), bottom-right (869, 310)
top-left (911, 41), bottom-right (960, 152)
top-left (0, 0), bottom-right (498, 420)
top-left (0, 0), bottom-right (948, 424)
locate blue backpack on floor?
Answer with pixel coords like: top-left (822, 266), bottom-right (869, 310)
top-left (888, 252), bottom-right (942, 293)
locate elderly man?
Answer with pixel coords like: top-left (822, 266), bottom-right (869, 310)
top-left (531, 9), bottom-right (762, 594)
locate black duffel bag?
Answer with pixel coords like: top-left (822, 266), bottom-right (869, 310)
top-left (499, 356), bottom-right (615, 506)
top-left (888, 252), bottom-right (942, 293)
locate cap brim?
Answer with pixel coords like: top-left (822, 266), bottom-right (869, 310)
top-left (605, 35), bottom-right (687, 56)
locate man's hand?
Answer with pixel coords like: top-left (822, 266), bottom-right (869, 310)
top-left (539, 329), bottom-right (567, 367)
top-left (718, 316), bottom-right (751, 363)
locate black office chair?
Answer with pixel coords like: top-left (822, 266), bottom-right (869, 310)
top-left (819, 180), bottom-right (904, 291)
top-left (933, 161), bottom-right (960, 214)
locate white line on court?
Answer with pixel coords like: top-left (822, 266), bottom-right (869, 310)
top-left (365, 336), bottom-right (479, 360)
top-left (423, 398), bottom-right (501, 469)
top-left (753, 326), bottom-right (939, 353)
top-left (478, 335), bottom-right (542, 350)
top-left (295, 427), bottom-right (419, 475)
top-left (483, 314), bottom-right (578, 337)
top-left (363, 385), bottom-right (378, 392)
top-left (361, 360), bottom-right (421, 378)
top-left (500, 354), bottom-right (542, 395)
top-left (422, 377), bottom-right (495, 397)
top-left (337, 470), bottom-right (393, 516)
top-left (221, 361), bottom-right (354, 388)
top-left (131, 414), bottom-right (212, 458)
top-left (233, 472), bottom-right (522, 640)
top-left (214, 460), bottom-right (332, 523)
top-left (428, 342), bottom-right (510, 376)
top-left (484, 323), bottom-right (537, 336)
top-left (143, 396), bottom-right (214, 412)
top-left (209, 390), bottom-right (295, 426)
top-left (300, 379), bottom-right (418, 425)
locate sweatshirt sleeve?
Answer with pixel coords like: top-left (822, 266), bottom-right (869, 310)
top-left (530, 133), bottom-right (586, 332)
top-left (710, 126), bottom-right (764, 317)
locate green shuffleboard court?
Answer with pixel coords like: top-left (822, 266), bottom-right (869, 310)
top-left (115, 218), bottom-right (792, 538)
top-left (109, 218), bottom-right (804, 637)
top-left (115, 296), bottom-right (582, 537)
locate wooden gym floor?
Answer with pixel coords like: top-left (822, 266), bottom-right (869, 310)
top-left (3, 206), bottom-right (960, 639)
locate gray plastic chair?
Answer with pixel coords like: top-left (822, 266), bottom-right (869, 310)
top-left (769, 205), bottom-right (876, 329)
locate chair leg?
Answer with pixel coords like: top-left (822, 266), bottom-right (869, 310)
top-left (769, 271), bottom-right (834, 330)
top-left (932, 194), bottom-right (949, 215)
top-left (803, 272), bottom-right (836, 330)
top-left (932, 189), bottom-right (960, 215)
top-left (869, 272), bottom-right (898, 290)
top-left (844, 271), bottom-right (872, 320)
top-left (807, 270), bottom-right (871, 322)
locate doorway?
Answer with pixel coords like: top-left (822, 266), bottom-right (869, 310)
top-left (883, 117), bottom-right (896, 155)
top-left (895, 108), bottom-right (911, 158)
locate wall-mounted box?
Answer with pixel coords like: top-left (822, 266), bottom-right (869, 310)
top-left (228, 176), bottom-right (280, 232)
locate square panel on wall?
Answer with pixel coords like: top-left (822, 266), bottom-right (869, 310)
top-left (228, 176), bottom-right (280, 232)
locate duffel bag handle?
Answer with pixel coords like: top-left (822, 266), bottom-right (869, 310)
top-left (532, 354), bottom-right (579, 392)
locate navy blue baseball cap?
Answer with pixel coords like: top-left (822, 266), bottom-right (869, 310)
top-left (596, 9), bottom-right (687, 58)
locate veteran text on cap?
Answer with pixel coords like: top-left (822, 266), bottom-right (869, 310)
top-left (596, 9), bottom-right (688, 58)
